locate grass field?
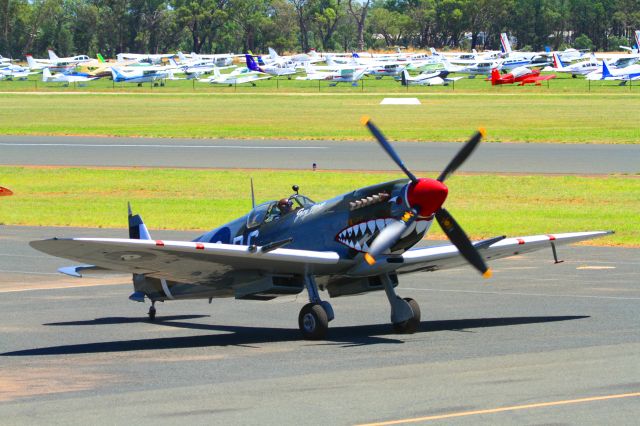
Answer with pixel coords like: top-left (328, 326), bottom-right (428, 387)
top-left (1, 90), bottom-right (639, 143)
top-left (1, 167), bottom-right (636, 246)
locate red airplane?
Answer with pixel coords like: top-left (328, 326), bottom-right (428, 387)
top-left (489, 67), bottom-right (556, 86)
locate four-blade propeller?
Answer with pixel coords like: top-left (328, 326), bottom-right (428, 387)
top-left (361, 116), bottom-right (491, 278)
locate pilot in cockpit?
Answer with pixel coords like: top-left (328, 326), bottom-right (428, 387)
top-left (277, 198), bottom-right (293, 215)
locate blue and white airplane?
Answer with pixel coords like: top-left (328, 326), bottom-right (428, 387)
top-left (586, 60), bottom-right (640, 82)
top-left (110, 67), bottom-right (170, 85)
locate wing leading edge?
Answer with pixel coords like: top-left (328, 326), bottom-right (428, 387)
top-left (396, 231), bottom-right (613, 274)
top-left (30, 238), bottom-right (343, 284)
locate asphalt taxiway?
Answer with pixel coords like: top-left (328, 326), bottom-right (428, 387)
top-left (1, 136), bottom-right (638, 174)
top-left (1, 225), bottom-right (638, 424)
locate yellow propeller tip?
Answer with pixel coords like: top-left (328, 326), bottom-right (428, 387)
top-left (482, 268), bottom-right (493, 279)
top-left (360, 115), bottom-right (370, 126)
top-left (364, 253), bottom-right (376, 265)
top-left (478, 127), bottom-right (487, 138)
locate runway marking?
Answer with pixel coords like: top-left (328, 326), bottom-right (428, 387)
top-left (577, 265), bottom-right (617, 270)
top-left (356, 392), bottom-right (640, 425)
top-left (0, 143), bottom-right (326, 150)
top-left (404, 287), bottom-right (640, 301)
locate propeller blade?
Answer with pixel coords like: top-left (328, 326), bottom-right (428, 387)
top-left (364, 211), bottom-right (416, 265)
top-left (435, 207), bottom-right (492, 278)
top-left (361, 116), bottom-right (418, 183)
top-left (437, 128), bottom-right (485, 183)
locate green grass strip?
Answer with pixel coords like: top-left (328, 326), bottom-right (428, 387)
top-left (0, 92), bottom-right (639, 143)
top-left (0, 167), bottom-right (635, 246)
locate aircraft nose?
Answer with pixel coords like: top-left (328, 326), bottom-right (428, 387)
top-left (407, 178), bottom-right (448, 217)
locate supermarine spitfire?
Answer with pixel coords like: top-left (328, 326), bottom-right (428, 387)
top-left (31, 120), bottom-right (611, 339)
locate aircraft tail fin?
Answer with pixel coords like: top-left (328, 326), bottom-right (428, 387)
top-left (177, 51), bottom-right (187, 63)
top-left (245, 54), bottom-right (261, 72)
top-left (128, 203), bottom-right (151, 240)
top-left (48, 49), bottom-right (59, 60)
top-left (636, 30), bottom-right (640, 52)
top-left (97, 53), bottom-right (105, 63)
top-left (552, 53), bottom-right (565, 69)
top-left (490, 68), bottom-right (500, 85)
top-left (401, 69), bottom-right (409, 86)
top-left (602, 60), bottom-right (613, 78)
top-left (26, 55), bottom-right (37, 69)
top-left (500, 33), bottom-right (512, 54)
top-left (42, 68), bottom-right (51, 81)
top-left (110, 67), bottom-right (123, 81)
top-left (268, 47), bottom-right (279, 60)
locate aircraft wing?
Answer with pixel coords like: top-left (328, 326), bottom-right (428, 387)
top-left (520, 74), bottom-right (556, 85)
top-left (30, 238), bottom-right (342, 283)
top-left (394, 231), bottom-right (612, 275)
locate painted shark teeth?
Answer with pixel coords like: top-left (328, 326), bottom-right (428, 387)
top-left (336, 218), bottom-right (430, 252)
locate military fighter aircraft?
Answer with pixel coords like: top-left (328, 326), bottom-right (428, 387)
top-left (31, 119), bottom-right (612, 339)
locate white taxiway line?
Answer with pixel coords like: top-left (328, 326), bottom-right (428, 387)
top-left (0, 143), bottom-right (327, 150)
top-left (404, 287), bottom-right (640, 301)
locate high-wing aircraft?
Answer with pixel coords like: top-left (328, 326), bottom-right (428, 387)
top-left (488, 67), bottom-right (556, 85)
top-left (245, 54), bottom-right (297, 77)
top-left (544, 53), bottom-right (600, 77)
top-left (399, 69), bottom-right (462, 86)
top-left (197, 66), bottom-right (271, 85)
top-left (586, 60), bottom-right (640, 82)
top-left (31, 119), bottom-right (611, 340)
top-left (297, 64), bottom-right (367, 86)
top-left (110, 66), bottom-right (171, 85)
top-left (42, 68), bottom-right (98, 85)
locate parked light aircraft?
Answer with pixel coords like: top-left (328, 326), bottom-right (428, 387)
top-left (111, 67), bottom-right (170, 85)
top-left (197, 67), bottom-right (271, 85)
top-left (42, 68), bottom-right (97, 85)
top-left (441, 57), bottom-right (499, 76)
top-left (399, 69), bottom-right (462, 86)
top-left (488, 67), bottom-right (556, 85)
top-left (26, 54), bottom-right (74, 73)
top-left (297, 64), bottom-right (367, 86)
top-left (0, 63), bottom-right (34, 80)
top-left (0, 54), bottom-right (11, 64)
top-left (586, 60), bottom-right (640, 82)
top-left (267, 47), bottom-right (323, 67)
top-left (245, 54), bottom-right (296, 77)
top-left (544, 53), bottom-right (600, 77)
top-left (30, 119), bottom-right (612, 340)
top-left (48, 49), bottom-right (91, 65)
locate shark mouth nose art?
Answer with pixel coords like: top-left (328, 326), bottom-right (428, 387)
top-left (336, 218), bottom-right (429, 252)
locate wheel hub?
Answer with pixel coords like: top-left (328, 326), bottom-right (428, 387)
top-left (303, 313), bottom-right (316, 332)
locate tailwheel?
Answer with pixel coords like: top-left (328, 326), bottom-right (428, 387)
top-left (392, 298), bottom-right (421, 334)
top-left (148, 303), bottom-right (156, 321)
top-left (298, 303), bottom-right (329, 340)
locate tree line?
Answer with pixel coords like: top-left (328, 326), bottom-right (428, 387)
top-left (1, 0), bottom-right (639, 59)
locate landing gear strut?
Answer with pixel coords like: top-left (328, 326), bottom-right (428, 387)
top-left (148, 301), bottom-right (156, 321)
top-left (298, 274), bottom-right (334, 340)
top-left (381, 273), bottom-right (421, 334)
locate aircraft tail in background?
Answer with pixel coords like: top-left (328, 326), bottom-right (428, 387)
top-left (245, 54), bottom-right (262, 72)
top-left (48, 49), bottom-right (59, 60)
top-left (552, 53), bottom-right (565, 69)
top-left (500, 33), bottom-right (512, 54)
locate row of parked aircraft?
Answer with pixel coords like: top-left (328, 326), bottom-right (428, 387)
top-left (2, 31), bottom-right (640, 87)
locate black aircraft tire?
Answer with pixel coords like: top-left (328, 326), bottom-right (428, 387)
top-left (392, 297), bottom-right (421, 334)
top-left (298, 303), bottom-right (329, 340)
top-left (148, 306), bottom-right (156, 321)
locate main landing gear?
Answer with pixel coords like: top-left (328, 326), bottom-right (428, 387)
top-left (148, 301), bottom-right (157, 321)
top-left (298, 275), bottom-right (334, 340)
top-left (381, 274), bottom-right (421, 334)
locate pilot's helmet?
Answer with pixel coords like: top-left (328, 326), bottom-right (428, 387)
top-left (278, 198), bottom-right (293, 213)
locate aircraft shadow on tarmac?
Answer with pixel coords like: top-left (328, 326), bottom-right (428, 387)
top-left (1, 315), bottom-right (588, 356)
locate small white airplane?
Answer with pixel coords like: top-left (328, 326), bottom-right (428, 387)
top-left (441, 57), bottom-right (499, 76)
top-left (42, 68), bottom-right (98, 85)
top-left (0, 54), bottom-right (11, 65)
top-left (0, 63), bottom-right (35, 80)
top-left (399, 69), bottom-right (446, 86)
top-left (116, 52), bottom-right (176, 64)
top-left (197, 67), bottom-right (271, 85)
top-left (297, 64), bottom-right (367, 86)
top-left (544, 53), bottom-right (600, 77)
top-left (586, 60), bottom-right (640, 82)
top-left (110, 67), bottom-right (170, 85)
top-left (245, 54), bottom-right (297, 77)
top-left (267, 48), bottom-right (323, 67)
top-left (48, 49), bottom-right (91, 65)
top-left (190, 52), bottom-right (236, 67)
